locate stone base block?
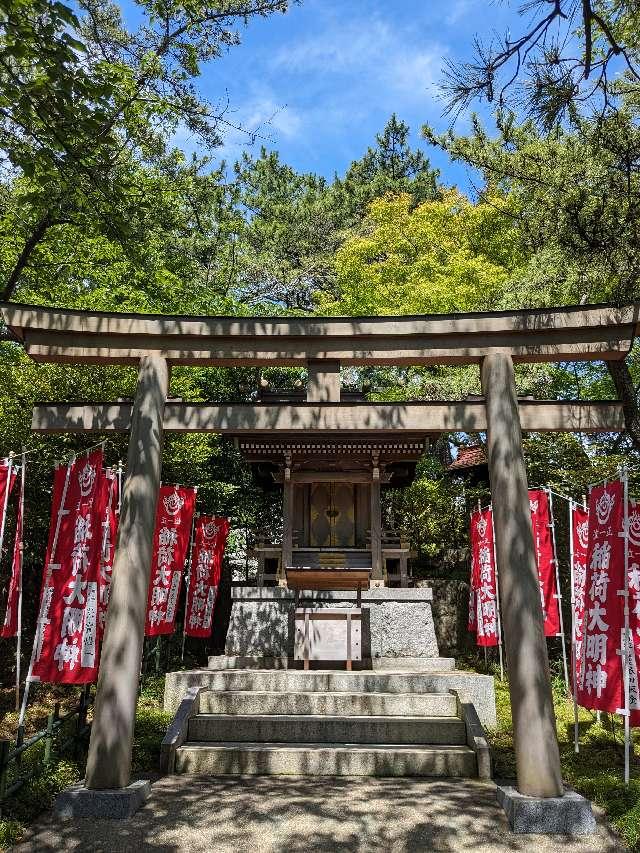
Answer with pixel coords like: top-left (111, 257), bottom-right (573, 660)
top-left (496, 785), bottom-right (596, 835)
top-left (55, 779), bottom-right (151, 820)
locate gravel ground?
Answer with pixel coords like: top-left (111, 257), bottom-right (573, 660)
top-left (14, 775), bottom-right (626, 853)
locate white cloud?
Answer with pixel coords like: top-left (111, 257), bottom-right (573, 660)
top-left (445, 0), bottom-right (475, 26)
top-left (271, 18), bottom-right (394, 74)
top-left (269, 12), bottom-right (446, 106)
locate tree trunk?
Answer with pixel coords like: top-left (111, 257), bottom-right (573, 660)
top-left (607, 359), bottom-right (640, 450)
top-left (1, 212), bottom-right (53, 301)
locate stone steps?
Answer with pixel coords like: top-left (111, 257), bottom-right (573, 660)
top-left (185, 670), bottom-right (472, 695)
top-left (187, 713), bottom-right (467, 745)
top-left (164, 669), bottom-right (497, 729)
top-left (207, 655), bottom-right (457, 672)
top-left (198, 689), bottom-right (458, 717)
top-left (165, 667), bottom-right (493, 780)
top-left (175, 742), bottom-right (478, 777)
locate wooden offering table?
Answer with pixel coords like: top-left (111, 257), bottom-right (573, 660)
top-left (286, 568), bottom-right (371, 671)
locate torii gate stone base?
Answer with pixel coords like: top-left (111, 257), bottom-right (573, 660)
top-left (2, 302), bottom-right (626, 834)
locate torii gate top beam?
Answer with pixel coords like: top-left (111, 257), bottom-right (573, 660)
top-left (2, 301), bottom-right (638, 366)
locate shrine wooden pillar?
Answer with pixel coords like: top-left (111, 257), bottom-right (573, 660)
top-left (481, 351), bottom-right (563, 798)
top-left (85, 353), bottom-right (168, 790)
top-left (280, 452), bottom-right (293, 584)
top-left (370, 450), bottom-right (383, 587)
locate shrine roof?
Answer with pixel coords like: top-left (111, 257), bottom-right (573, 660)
top-left (447, 445), bottom-right (488, 471)
top-left (2, 301), bottom-right (638, 366)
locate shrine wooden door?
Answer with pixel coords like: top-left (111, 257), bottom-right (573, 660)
top-left (310, 482), bottom-right (355, 548)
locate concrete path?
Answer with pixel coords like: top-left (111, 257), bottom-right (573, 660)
top-left (15, 776), bottom-right (625, 853)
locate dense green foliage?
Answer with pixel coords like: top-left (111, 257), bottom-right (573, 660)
top-left (0, 677), bottom-right (170, 849)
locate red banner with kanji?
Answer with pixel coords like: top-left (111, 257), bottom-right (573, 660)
top-left (577, 480), bottom-right (625, 713)
top-left (467, 551), bottom-right (478, 634)
top-left (145, 485), bottom-right (196, 636)
top-left (571, 503), bottom-right (589, 686)
top-left (184, 516), bottom-right (229, 638)
top-left (1, 463), bottom-right (22, 638)
top-left (31, 451), bottom-right (104, 683)
top-left (97, 470), bottom-right (119, 639)
top-left (468, 508), bottom-right (499, 647)
top-left (529, 489), bottom-right (561, 637)
top-left (625, 498), bottom-right (640, 725)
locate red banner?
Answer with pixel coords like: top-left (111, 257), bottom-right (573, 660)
top-left (97, 470), bottom-right (119, 638)
top-left (469, 508), bottom-right (499, 647)
top-left (467, 551), bottom-right (478, 634)
top-left (31, 451), bottom-right (104, 684)
top-left (1, 463), bottom-right (22, 638)
top-left (145, 485), bottom-right (196, 636)
top-left (577, 480), bottom-right (625, 714)
top-left (529, 489), bottom-right (560, 636)
top-left (184, 516), bottom-right (229, 638)
top-left (571, 504), bottom-right (589, 685)
top-left (625, 498), bottom-right (640, 725)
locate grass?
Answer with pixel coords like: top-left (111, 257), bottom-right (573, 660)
top-left (0, 676), bottom-right (171, 850)
top-left (490, 667), bottom-right (640, 850)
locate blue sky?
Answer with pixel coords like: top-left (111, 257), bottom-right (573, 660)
top-left (129, 0), bottom-right (525, 190)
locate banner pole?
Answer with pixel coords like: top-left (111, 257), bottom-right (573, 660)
top-left (14, 449), bottom-right (26, 712)
top-left (0, 452), bottom-right (16, 701)
top-left (181, 506), bottom-right (199, 662)
top-left (0, 453), bottom-right (15, 563)
top-left (568, 499), bottom-right (580, 753)
top-left (116, 460), bottom-right (123, 516)
top-left (18, 458), bottom-right (74, 729)
top-left (622, 468), bottom-right (631, 786)
top-left (547, 488), bottom-right (570, 692)
top-left (490, 506), bottom-right (504, 680)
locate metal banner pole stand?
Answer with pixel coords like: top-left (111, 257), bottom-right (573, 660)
top-left (547, 489), bottom-right (570, 692)
top-left (14, 449), bottom-right (26, 712)
top-left (18, 459), bottom-right (73, 729)
top-left (568, 499), bottom-right (580, 753)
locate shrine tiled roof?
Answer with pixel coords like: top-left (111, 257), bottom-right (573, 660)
top-left (447, 446), bottom-right (487, 471)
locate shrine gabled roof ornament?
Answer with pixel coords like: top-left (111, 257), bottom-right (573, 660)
top-left (2, 301), bottom-right (639, 366)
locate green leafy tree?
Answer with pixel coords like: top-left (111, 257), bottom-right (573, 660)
top-left (320, 189), bottom-right (521, 316)
top-left (232, 148), bottom-right (338, 310)
top-left (0, 0), bottom-right (291, 300)
top-left (443, 0), bottom-right (640, 126)
top-left (424, 110), bottom-right (640, 447)
top-left (331, 114), bottom-right (440, 224)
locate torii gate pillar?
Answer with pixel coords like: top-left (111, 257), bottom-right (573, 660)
top-left (481, 351), bottom-right (563, 798)
top-left (85, 353), bottom-right (169, 789)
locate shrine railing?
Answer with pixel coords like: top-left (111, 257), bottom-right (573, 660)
top-left (0, 686), bottom-right (92, 812)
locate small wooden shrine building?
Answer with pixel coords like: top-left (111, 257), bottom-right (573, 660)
top-left (234, 385), bottom-right (418, 587)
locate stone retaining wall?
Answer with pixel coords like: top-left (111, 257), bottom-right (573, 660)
top-left (224, 587), bottom-right (439, 661)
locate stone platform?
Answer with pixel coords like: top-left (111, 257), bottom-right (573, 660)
top-left (225, 586), bottom-right (439, 661)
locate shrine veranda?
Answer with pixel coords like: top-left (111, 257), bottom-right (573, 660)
top-left (1, 299), bottom-right (637, 825)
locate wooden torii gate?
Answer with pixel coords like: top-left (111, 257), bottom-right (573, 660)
top-left (1, 300), bottom-right (637, 804)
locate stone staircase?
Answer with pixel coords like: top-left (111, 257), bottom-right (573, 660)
top-left (162, 665), bottom-right (491, 779)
